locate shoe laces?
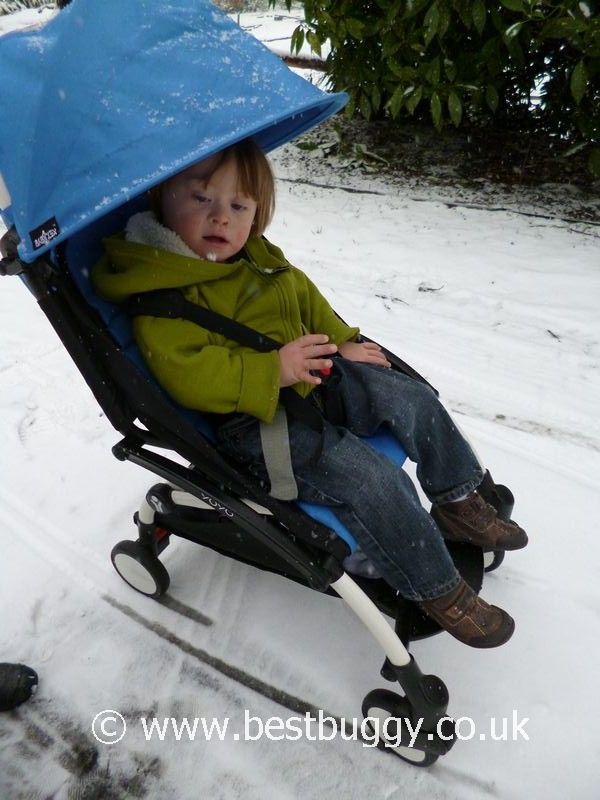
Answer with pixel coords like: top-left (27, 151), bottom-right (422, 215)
top-left (462, 493), bottom-right (497, 529)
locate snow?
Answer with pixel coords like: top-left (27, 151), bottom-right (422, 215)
top-left (0, 4), bottom-right (55, 34)
top-left (1, 6), bottom-right (600, 800)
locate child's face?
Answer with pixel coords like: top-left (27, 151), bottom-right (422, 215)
top-left (161, 154), bottom-right (257, 261)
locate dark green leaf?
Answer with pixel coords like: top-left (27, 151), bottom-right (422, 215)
top-left (321, 11), bottom-right (335, 30)
top-left (454, 0), bottom-right (472, 28)
top-left (424, 3), bottom-right (440, 46)
top-left (387, 85), bottom-right (405, 118)
top-left (588, 148), bottom-right (600, 178)
top-left (472, 0), bottom-right (486, 35)
top-left (444, 59), bottom-right (457, 82)
top-left (481, 37), bottom-right (502, 75)
top-left (425, 56), bottom-right (441, 85)
top-left (504, 21), bottom-right (524, 41)
top-left (386, 0), bottom-right (404, 25)
top-left (306, 30), bottom-right (322, 57)
top-left (382, 34), bottom-right (403, 57)
top-left (490, 5), bottom-right (504, 32)
top-left (485, 83), bottom-right (499, 113)
top-left (402, 0), bottom-right (430, 20)
top-left (499, 0), bottom-right (523, 11)
top-left (387, 58), bottom-right (406, 78)
top-left (346, 18), bottom-right (365, 39)
top-left (505, 34), bottom-right (524, 67)
top-left (570, 60), bottom-right (588, 104)
top-left (406, 85), bottom-right (423, 114)
top-left (387, 62), bottom-right (417, 80)
top-left (290, 27), bottom-right (304, 56)
top-left (371, 84), bottom-right (382, 113)
top-left (359, 92), bottom-right (372, 120)
top-left (448, 91), bottom-right (462, 126)
top-left (438, 5), bottom-right (451, 38)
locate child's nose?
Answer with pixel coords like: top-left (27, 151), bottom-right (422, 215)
top-left (210, 201), bottom-right (229, 224)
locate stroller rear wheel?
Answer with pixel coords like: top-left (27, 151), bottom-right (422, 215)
top-left (361, 689), bottom-right (440, 766)
top-left (483, 549), bottom-right (505, 573)
top-left (111, 540), bottom-right (170, 598)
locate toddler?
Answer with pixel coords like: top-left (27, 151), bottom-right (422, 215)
top-left (93, 139), bottom-right (527, 648)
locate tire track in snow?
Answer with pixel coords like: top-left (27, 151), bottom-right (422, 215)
top-left (156, 594), bottom-right (214, 627)
top-left (102, 593), bottom-right (344, 723)
top-left (455, 412), bottom-right (600, 491)
top-left (450, 401), bottom-right (600, 459)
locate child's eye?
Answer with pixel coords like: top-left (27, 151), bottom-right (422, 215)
top-left (193, 193), bottom-right (209, 203)
top-left (231, 202), bottom-right (247, 212)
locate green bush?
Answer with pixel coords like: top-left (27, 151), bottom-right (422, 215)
top-left (275, 0), bottom-right (600, 175)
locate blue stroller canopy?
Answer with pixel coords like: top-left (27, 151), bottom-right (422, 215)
top-left (0, 0), bottom-right (347, 263)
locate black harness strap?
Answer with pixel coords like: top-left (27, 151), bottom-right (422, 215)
top-left (128, 289), bottom-right (278, 352)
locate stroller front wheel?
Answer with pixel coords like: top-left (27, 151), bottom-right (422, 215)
top-left (111, 540), bottom-right (170, 598)
top-left (362, 689), bottom-right (440, 767)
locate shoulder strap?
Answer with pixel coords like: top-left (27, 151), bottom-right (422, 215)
top-left (126, 289), bottom-right (325, 433)
top-left (127, 289), bottom-right (279, 353)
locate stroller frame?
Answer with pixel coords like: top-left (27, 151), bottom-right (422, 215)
top-left (1, 224), bottom-right (511, 766)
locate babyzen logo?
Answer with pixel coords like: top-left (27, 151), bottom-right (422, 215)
top-left (30, 217), bottom-right (60, 250)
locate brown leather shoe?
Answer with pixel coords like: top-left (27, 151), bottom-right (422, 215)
top-left (431, 491), bottom-right (528, 551)
top-left (419, 579), bottom-right (515, 648)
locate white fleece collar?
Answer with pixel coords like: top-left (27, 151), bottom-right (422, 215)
top-left (125, 211), bottom-right (200, 259)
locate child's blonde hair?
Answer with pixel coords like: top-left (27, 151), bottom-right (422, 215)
top-left (149, 138), bottom-right (275, 237)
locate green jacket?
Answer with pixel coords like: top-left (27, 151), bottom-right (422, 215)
top-left (92, 231), bottom-right (359, 423)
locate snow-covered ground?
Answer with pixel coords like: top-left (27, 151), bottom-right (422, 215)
top-left (1, 6), bottom-right (600, 800)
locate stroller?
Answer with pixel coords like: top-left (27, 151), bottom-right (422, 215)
top-left (0, 0), bottom-right (513, 767)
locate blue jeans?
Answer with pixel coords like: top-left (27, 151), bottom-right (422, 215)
top-left (217, 360), bottom-right (484, 601)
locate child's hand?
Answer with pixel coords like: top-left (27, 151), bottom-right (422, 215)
top-left (338, 340), bottom-right (391, 368)
top-left (278, 334), bottom-right (338, 387)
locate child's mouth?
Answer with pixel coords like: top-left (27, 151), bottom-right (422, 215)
top-left (204, 235), bottom-right (228, 244)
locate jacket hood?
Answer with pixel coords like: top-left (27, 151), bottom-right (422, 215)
top-left (94, 211), bottom-right (289, 304)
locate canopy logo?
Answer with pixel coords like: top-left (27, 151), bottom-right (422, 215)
top-left (30, 217), bottom-right (60, 250)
